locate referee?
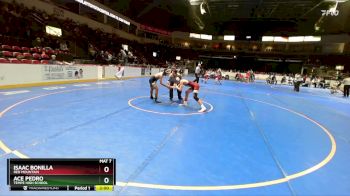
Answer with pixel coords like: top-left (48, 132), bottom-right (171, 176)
top-left (194, 63), bottom-right (201, 83)
top-left (343, 76), bottom-right (350, 98)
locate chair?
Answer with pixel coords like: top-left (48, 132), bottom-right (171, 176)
top-left (1, 45), bottom-right (12, 50)
top-left (21, 59), bottom-right (32, 64)
top-left (30, 48), bottom-right (38, 53)
top-left (13, 52), bottom-right (23, 58)
top-left (32, 60), bottom-right (40, 64)
top-left (9, 58), bottom-right (21, 63)
top-left (0, 58), bottom-right (10, 63)
top-left (12, 46), bottom-right (21, 51)
top-left (22, 47), bottom-right (30, 52)
top-left (32, 53), bottom-right (41, 60)
top-left (23, 53), bottom-right (32, 59)
top-left (41, 60), bottom-right (49, 64)
top-left (41, 54), bottom-right (50, 59)
top-left (2, 51), bottom-right (13, 57)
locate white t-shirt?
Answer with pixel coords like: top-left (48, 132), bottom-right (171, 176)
top-left (195, 66), bottom-right (201, 74)
top-left (343, 77), bottom-right (350, 85)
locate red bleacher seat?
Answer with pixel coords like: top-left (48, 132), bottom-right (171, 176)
top-left (47, 50), bottom-right (54, 55)
top-left (30, 48), bottom-right (38, 53)
top-left (21, 59), bottom-right (32, 64)
top-left (41, 60), bottom-right (49, 64)
top-left (32, 60), bottom-right (40, 64)
top-left (22, 47), bottom-right (30, 52)
top-left (12, 46), bottom-right (21, 51)
top-left (23, 53), bottom-right (32, 59)
top-left (32, 53), bottom-right (41, 60)
top-left (1, 45), bottom-right (12, 50)
top-left (2, 51), bottom-right (13, 57)
top-left (0, 58), bottom-right (10, 63)
top-left (41, 54), bottom-right (50, 59)
top-left (9, 58), bottom-right (21, 63)
top-left (13, 52), bottom-right (23, 57)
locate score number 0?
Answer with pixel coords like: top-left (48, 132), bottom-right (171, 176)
top-left (103, 166), bottom-right (110, 184)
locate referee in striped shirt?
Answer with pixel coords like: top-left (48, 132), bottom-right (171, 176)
top-left (194, 63), bottom-right (201, 83)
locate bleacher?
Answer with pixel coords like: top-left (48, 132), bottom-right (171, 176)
top-left (0, 44), bottom-right (70, 64)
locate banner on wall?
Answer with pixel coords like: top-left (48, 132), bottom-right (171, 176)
top-left (42, 65), bottom-right (83, 80)
top-left (139, 25), bottom-right (171, 36)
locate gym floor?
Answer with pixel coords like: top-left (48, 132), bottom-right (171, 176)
top-left (0, 77), bottom-right (349, 195)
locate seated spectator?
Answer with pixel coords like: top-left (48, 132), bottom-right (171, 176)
top-left (49, 55), bottom-right (56, 64)
top-left (32, 37), bottom-right (42, 47)
top-left (60, 41), bottom-right (68, 51)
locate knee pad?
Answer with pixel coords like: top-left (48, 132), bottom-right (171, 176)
top-left (193, 93), bottom-right (199, 101)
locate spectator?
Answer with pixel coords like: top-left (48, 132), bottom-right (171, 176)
top-left (60, 41), bottom-right (68, 51)
top-left (294, 74), bottom-right (303, 92)
top-left (342, 76), bottom-right (350, 98)
top-left (49, 55), bottom-right (56, 64)
top-left (120, 49), bottom-right (128, 66)
top-left (32, 37), bottom-right (42, 47)
top-left (194, 63), bottom-right (201, 83)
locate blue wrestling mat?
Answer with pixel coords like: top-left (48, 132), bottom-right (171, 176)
top-left (0, 78), bottom-right (349, 195)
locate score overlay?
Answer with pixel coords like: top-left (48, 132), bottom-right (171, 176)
top-left (7, 158), bottom-right (116, 191)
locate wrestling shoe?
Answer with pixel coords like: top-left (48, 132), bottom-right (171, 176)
top-left (198, 107), bottom-right (207, 113)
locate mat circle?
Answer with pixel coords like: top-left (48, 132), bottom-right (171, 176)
top-left (128, 96), bottom-right (214, 115)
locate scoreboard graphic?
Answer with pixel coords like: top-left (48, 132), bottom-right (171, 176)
top-left (7, 158), bottom-right (116, 191)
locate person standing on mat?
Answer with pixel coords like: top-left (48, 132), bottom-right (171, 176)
top-left (171, 78), bottom-right (207, 113)
top-left (204, 70), bottom-right (209, 83)
top-left (149, 69), bottom-right (169, 103)
top-left (166, 69), bottom-right (183, 102)
top-left (215, 68), bottom-right (222, 85)
top-left (194, 63), bottom-right (201, 83)
top-left (294, 74), bottom-right (303, 92)
top-left (343, 76), bottom-right (350, 97)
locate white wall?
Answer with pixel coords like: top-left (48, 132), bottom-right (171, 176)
top-left (104, 65), bottom-right (118, 78)
top-left (104, 65), bottom-right (143, 78)
top-left (151, 68), bottom-right (161, 75)
top-left (0, 63), bottom-right (42, 85)
top-left (0, 64), bottom-right (99, 86)
top-left (0, 63), bottom-right (189, 87)
top-left (124, 67), bottom-right (142, 77)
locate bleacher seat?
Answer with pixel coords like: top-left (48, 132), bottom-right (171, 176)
top-left (32, 53), bottom-right (41, 60)
top-left (9, 58), bottom-right (21, 63)
top-left (2, 51), bottom-right (13, 57)
top-left (22, 47), bottom-right (30, 52)
top-left (32, 60), bottom-right (40, 64)
top-left (13, 52), bottom-right (23, 57)
top-left (1, 45), bottom-right (12, 50)
top-left (41, 54), bottom-right (50, 59)
top-left (21, 59), bottom-right (32, 64)
top-left (41, 60), bottom-right (49, 64)
top-left (0, 58), bottom-right (10, 63)
top-left (23, 53), bottom-right (32, 59)
top-left (47, 50), bottom-right (54, 55)
top-left (30, 48), bottom-right (38, 53)
top-left (12, 46), bottom-right (21, 51)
